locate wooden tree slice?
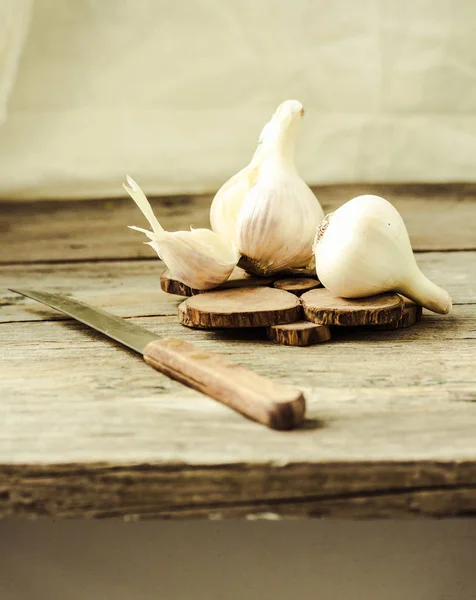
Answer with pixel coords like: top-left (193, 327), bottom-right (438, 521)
top-left (373, 299), bottom-right (423, 330)
top-left (160, 267), bottom-right (276, 297)
top-left (178, 287), bottom-right (302, 329)
top-left (160, 272), bottom-right (198, 297)
top-left (273, 277), bottom-right (321, 297)
top-left (301, 288), bottom-right (404, 326)
top-left (267, 322), bottom-right (331, 346)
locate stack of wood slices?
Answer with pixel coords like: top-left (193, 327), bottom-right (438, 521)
top-left (161, 267), bottom-right (422, 347)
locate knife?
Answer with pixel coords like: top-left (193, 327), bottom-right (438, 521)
top-left (10, 289), bottom-right (306, 430)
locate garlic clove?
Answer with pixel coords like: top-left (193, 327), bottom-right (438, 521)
top-left (236, 100), bottom-right (324, 275)
top-left (314, 194), bottom-right (452, 315)
top-left (209, 117), bottom-right (273, 244)
top-left (209, 162), bottom-right (259, 246)
top-left (124, 175), bottom-right (239, 290)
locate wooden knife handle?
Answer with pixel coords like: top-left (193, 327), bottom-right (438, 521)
top-left (143, 338), bottom-right (305, 430)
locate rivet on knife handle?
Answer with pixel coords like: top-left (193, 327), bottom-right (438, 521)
top-left (143, 338), bottom-right (306, 430)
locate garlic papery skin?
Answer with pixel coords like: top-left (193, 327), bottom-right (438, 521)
top-left (314, 195), bottom-right (452, 314)
top-left (124, 175), bottom-right (239, 290)
top-left (209, 149), bottom-right (261, 246)
top-left (209, 117), bottom-right (276, 245)
top-left (236, 100), bottom-right (324, 275)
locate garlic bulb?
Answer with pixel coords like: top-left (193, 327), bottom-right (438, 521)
top-left (236, 100), bottom-right (324, 275)
top-left (314, 194), bottom-right (452, 314)
top-left (124, 175), bottom-right (239, 290)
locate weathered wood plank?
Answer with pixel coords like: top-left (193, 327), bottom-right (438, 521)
top-left (1, 190), bottom-right (475, 518)
top-left (0, 306), bottom-right (475, 468)
top-left (2, 183), bottom-right (475, 263)
top-left (1, 252), bottom-right (473, 323)
top-left (1, 298), bottom-right (475, 517)
top-left (1, 462), bottom-right (475, 519)
top-left (0, 261), bottom-right (178, 323)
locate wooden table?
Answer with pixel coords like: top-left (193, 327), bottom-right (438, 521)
top-left (1, 184), bottom-right (475, 519)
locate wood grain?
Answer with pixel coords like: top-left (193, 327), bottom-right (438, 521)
top-left (2, 183), bottom-right (476, 263)
top-left (267, 321), bottom-right (331, 346)
top-left (0, 303), bottom-right (475, 517)
top-left (1, 305), bottom-right (475, 460)
top-left (301, 289), bottom-right (405, 326)
top-left (178, 287), bottom-right (302, 329)
top-left (160, 267), bottom-right (276, 297)
top-left (273, 278), bottom-right (321, 296)
top-left (143, 338), bottom-right (305, 430)
top-left (0, 461), bottom-right (475, 519)
top-left (0, 260), bottom-right (178, 323)
top-left (1, 252), bottom-right (473, 324)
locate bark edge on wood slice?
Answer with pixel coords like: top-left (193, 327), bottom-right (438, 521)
top-left (273, 277), bottom-right (321, 297)
top-left (160, 267), bottom-right (276, 297)
top-left (178, 287), bottom-right (302, 329)
top-left (267, 321), bottom-right (331, 346)
top-left (301, 288), bottom-right (404, 326)
top-left (373, 298), bottom-right (423, 330)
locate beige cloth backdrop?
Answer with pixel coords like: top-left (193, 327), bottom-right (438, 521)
top-left (1, 0), bottom-right (476, 199)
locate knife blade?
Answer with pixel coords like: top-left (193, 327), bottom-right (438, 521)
top-left (10, 289), bottom-right (306, 430)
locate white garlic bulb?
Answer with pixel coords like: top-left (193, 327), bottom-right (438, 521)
top-left (236, 100), bottom-right (324, 275)
top-left (314, 194), bottom-right (452, 314)
top-left (124, 175), bottom-right (238, 290)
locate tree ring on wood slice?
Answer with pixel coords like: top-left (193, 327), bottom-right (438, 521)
top-left (160, 267), bottom-right (276, 297)
top-left (273, 277), bottom-right (321, 297)
top-left (301, 288), bottom-right (404, 326)
top-left (178, 287), bottom-right (302, 329)
top-left (267, 321), bottom-right (331, 346)
top-left (373, 298), bottom-right (423, 330)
